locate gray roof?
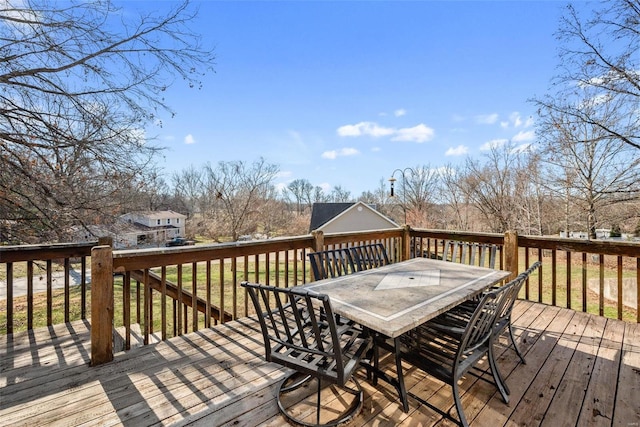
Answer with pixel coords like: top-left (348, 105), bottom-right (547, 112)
top-left (308, 203), bottom-right (355, 232)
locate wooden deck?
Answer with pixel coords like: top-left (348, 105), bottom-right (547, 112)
top-left (1, 300), bottom-right (638, 426)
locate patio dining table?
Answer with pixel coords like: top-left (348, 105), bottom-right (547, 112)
top-left (300, 257), bottom-right (510, 412)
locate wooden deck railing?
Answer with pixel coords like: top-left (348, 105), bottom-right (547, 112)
top-left (2, 227), bottom-right (638, 367)
top-left (89, 229), bottom-right (405, 364)
top-left (0, 238), bottom-right (109, 334)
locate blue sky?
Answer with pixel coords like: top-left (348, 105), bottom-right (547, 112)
top-left (134, 1), bottom-right (569, 196)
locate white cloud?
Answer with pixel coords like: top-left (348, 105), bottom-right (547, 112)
top-left (391, 124), bottom-right (435, 143)
top-left (321, 147), bottom-right (360, 159)
top-left (510, 112), bottom-right (523, 127)
top-left (184, 134), bottom-right (196, 145)
top-left (501, 113), bottom-right (534, 129)
top-left (512, 130), bottom-right (535, 142)
top-left (371, 146), bottom-right (381, 152)
top-left (480, 138), bottom-right (508, 151)
top-left (276, 171), bottom-right (293, 179)
top-left (445, 145), bottom-right (469, 156)
top-left (512, 142), bottom-right (532, 153)
top-left (337, 121), bottom-right (395, 138)
top-left (475, 113), bottom-right (499, 125)
top-left (524, 116), bottom-right (534, 127)
top-left (337, 121), bottom-right (434, 143)
top-left (394, 109), bottom-right (407, 117)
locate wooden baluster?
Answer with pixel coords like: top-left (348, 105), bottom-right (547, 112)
top-left (206, 260), bottom-right (212, 328)
top-left (124, 271), bottom-right (131, 350)
top-left (582, 253), bottom-right (587, 313)
top-left (232, 257), bottom-right (237, 320)
top-left (161, 266), bottom-right (167, 340)
top-left (599, 254), bottom-right (605, 317)
top-left (47, 259), bottom-right (52, 326)
top-left (566, 251), bottom-right (572, 309)
top-left (219, 259), bottom-right (225, 324)
top-left (192, 262), bottom-right (198, 331)
top-left (617, 256), bottom-right (623, 320)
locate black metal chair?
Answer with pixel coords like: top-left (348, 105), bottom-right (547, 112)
top-left (241, 282), bottom-right (373, 427)
top-left (443, 240), bottom-right (498, 269)
top-left (427, 261), bottom-right (541, 401)
top-left (350, 243), bottom-right (390, 271)
top-left (307, 248), bottom-right (357, 281)
top-left (443, 262), bottom-right (541, 364)
top-left (396, 283), bottom-right (513, 427)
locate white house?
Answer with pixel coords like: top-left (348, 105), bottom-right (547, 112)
top-left (309, 202), bottom-right (398, 234)
top-left (117, 210), bottom-right (187, 247)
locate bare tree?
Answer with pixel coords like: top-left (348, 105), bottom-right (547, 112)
top-left (537, 88), bottom-right (640, 239)
top-left (389, 166), bottom-right (440, 227)
top-left (543, 0), bottom-right (639, 150)
top-left (312, 186), bottom-right (329, 203)
top-left (203, 158), bottom-right (279, 241)
top-left (329, 185), bottom-right (352, 202)
top-left (172, 166), bottom-right (206, 218)
top-left (459, 143), bottom-right (537, 233)
top-left (439, 165), bottom-right (472, 231)
top-left (0, 0), bottom-right (214, 242)
top-left (283, 179), bottom-right (314, 214)
top-left (357, 179), bottom-right (390, 210)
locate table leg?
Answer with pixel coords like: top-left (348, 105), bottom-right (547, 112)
top-left (394, 336), bottom-right (409, 413)
top-left (366, 334), bottom-right (410, 413)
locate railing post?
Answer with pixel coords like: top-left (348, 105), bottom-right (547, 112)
top-left (91, 245), bottom-right (114, 366)
top-left (98, 236), bottom-right (113, 247)
top-left (311, 230), bottom-right (324, 252)
top-left (504, 230), bottom-right (518, 280)
top-left (401, 225), bottom-right (412, 261)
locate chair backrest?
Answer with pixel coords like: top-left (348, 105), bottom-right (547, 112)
top-left (458, 280), bottom-right (512, 359)
top-left (308, 248), bottom-right (357, 280)
top-left (350, 243), bottom-right (390, 271)
top-left (443, 240), bottom-right (498, 269)
top-left (495, 261), bottom-right (541, 326)
top-left (241, 282), bottom-right (362, 385)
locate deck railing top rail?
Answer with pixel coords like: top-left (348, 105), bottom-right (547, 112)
top-left (111, 235), bottom-right (316, 271)
top-left (518, 234), bottom-right (640, 256)
top-left (0, 241), bottom-right (98, 263)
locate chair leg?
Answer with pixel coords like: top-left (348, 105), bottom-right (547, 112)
top-left (452, 380), bottom-right (469, 427)
top-left (509, 323), bottom-right (527, 364)
top-left (488, 340), bottom-right (510, 401)
top-left (316, 377), bottom-right (322, 425)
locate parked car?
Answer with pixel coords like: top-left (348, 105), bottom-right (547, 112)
top-left (165, 237), bottom-right (195, 247)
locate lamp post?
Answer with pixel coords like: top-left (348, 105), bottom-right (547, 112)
top-left (389, 168), bottom-right (415, 225)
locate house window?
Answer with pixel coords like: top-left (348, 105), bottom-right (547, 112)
top-left (167, 219), bottom-right (171, 225)
top-left (156, 219), bottom-right (161, 225)
top-left (177, 218), bottom-right (180, 224)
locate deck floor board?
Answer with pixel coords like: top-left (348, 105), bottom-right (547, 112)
top-left (1, 301), bottom-right (638, 427)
